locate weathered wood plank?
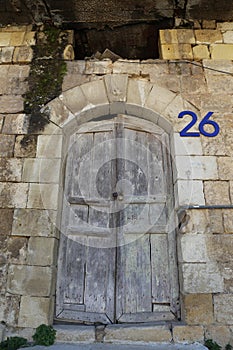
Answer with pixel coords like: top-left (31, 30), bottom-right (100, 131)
top-left (151, 234), bottom-right (170, 303)
top-left (118, 311), bottom-right (175, 323)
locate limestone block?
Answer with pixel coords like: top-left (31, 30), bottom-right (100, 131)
top-left (159, 29), bottom-right (178, 44)
top-left (145, 84), bottom-right (176, 115)
top-left (22, 158), bottom-right (61, 183)
top-left (104, 74), bottom-right (128, 102)
top-left (173, 325), bottom-right (204, 343)
top-left (175, 156), bottom-right (218, 180)
top-left (81, 80), bottom-right (109, 106)
top-left (214, 294), bottom-right (233, 324)
top-left (204, 181), bottom-right (230, 205)
top-left (7, 236), bottom-right (28, 263)
top-left (18, 296), bottom-right (54, 328)
top-left (181, 263), bottom-right (224, 293)
top-left (63, 44), bottom-right (74, 60)
top-left (36, 135), bottom-right (62, 158)
top-left (0, 115), bottom-right (3, 132)
top-left (13, 46), bottom-right (33, 63)
top-left (85, 60), bottom-right (112, 75)
top-left (208, 209), bottom-right (224, 234)
top-left (0, 294), bottom-right (20, 326)
top-left (45, 98), bottom-right (75, 128)
top-left (0, 183), bottom-right (28, 208)
top-left (0, 33), bottom-right (11, 46)
top-left (141, 59), bottom-right (169, 76)
top-left (180, 234), bottom-right (207, 263)
top-left (205, 325), bottom-right (231, 348)
top-left (113, 59), bottom-right (141, 75)
top-left (177, 29), bottom-right (195, 44)
top-left (105, 324), bottom-right (172, 342)
top-left (203, 59), bottom-right (233, 75)
top-left (14, 135), bottom-right (37, 158)
top-left (160, 44), bottom-right (193, 60)
top-left (195, 30), bottom-right (222, 44)
top-left (0, 209), bottom-right (14, 235)
top-left (175, 180), bottom-right (205, 207)
top-left (181, 75), bottom-right (207, 94)
top-left (193, 45), bottom-right (210, 60)
top-left (23, 32), bottom-right (36, 46)
top-left (2, 114), bottom-right (29, 134)
top-left (0, 135), bottom-right (15, 157)
top-left (172, 133), bottom-right (203, 156)
top-left (7, 265), bottom-right (54, 296)
top-left (211, 44), bottom-right (233, 59)
top-left (60, 86), bottom-right (88, 115)
top-left (218, 157), bottom-right (233, 180)
top-left (12, 208), bottom-right (57, 237)
top-left (201, 132), bottom-right (227, 157)
top-left (223, 209), bottom-right (233, 233)
top-left (0, 47), bottom-right (14, 63)
top-left (0, 158), bottom-right (23, 182)
top-left (202, 20), bottom-right (216, 29)
top-left (54, 325), bottom-right (95, 343)
top-left (182, 294), bottom-right (214, 325)
top-left (178, 209), bottom-right (210, 235)
top-left (27, 237), bottom-right (58, 266)
top-left (207, 235), bottom-right (233, 262)
top-left (223, 31), bottom-right (233, 44)
top-left (205, 75), bottom-right (233, 93)
top-left (127, 79), bottom-right (153, 107)
top-left (10, 32), bottom-right (25, 46)
top-left (0, 95), bottom-right (24, 113)
top-left (217, 22), bottom-right (233, 31)
top-left (27, 184), bottom-right (59, 210)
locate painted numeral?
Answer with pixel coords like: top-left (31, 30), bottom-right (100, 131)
top-left (178, 111), bottom-right (220, 137)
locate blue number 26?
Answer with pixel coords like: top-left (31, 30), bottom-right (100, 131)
top-left (178, 111), bottom-right (220, 137)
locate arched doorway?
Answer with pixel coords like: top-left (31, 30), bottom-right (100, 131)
top-left (56, 113), bottom-right (179, 324)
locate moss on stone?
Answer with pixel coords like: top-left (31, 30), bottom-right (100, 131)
top-left (23, 25), bottom-right (68, 134)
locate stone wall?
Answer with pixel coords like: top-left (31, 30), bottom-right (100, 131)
top-left (0, 24), bottom-right (232, 347)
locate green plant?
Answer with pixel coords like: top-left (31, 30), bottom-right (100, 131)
top-left (0, 336), bottom-right (27, 350)
top-left (205, 339), bottom-right (222, 350)
top-left (32, 324), bottom-right (56, 346)
top-left (225, 345), bottom-right (232, 350)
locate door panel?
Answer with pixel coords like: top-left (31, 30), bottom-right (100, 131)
top-left (56, 114), bottom-right (179, 324)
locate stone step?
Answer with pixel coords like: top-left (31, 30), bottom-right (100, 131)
top-left (19, 343), bottom-right (208, 350)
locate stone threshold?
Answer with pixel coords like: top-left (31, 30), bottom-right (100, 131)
top-left (53, 323), bottom-right (205, 345)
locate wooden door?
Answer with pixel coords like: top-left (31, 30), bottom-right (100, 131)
top-left (56, 115), bottom-right (179, 324)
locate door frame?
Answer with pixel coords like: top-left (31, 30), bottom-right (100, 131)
top-left (55, 113), bottom-right (180, 324)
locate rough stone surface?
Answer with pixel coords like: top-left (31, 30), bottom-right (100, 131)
top-left (0, 183), bottom-right (28, 208)
top-left (0, 208), bottom-right (14, 235)
top-left (36, 135), bottom-right (62, 159)
top-left (193, 45), bottom-right (210, 60)
top-left (12, 208), bottom-right (57, 237)
top-left (18, 343), bottom-right (209, 350)
top-left (182, 294), bottom-right (214, 325)
top-left (223, 209), bottom-right (233, 233)
top-left (22, 158), bottom-right (61, 183)
top-left (27, 237), bottom-right (58, 266)
top-left (27, 183), bottom-right (59, 210)
top-left (195, 30), bottom-right (222, 44)
top-left (213, 294), bottom-right (233, 324)
top-left (175, 156), bottom-right (218, 180)
top-left (181, 263), bottom-right (224, 293)
top-left (2, 114), bottom-right (29, 134)
top-left (172, 325), bottom-right (204, 343)
top-left (211, 44), bottom-right (233, 59)
top-left (14, 135), bottom-right (37, 158)
top-left (175, 180), bottom-right (205, 207)
top-left (18, 296), bottom-right (54, 328)
top-left (0, 158), bottom-right (23, 181)
top-left (55, 325), bottom-right (95, 343)
top-left (205, 325), bottom-right (232, 348)
top-left (0, 134), bottom-right (15, 157)
top-left (204, 181), bottom-right (230, 205)
top-left (7, 265), bottom-right (54, 296)
top-left (104, 325), bottom-right (172, 343)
